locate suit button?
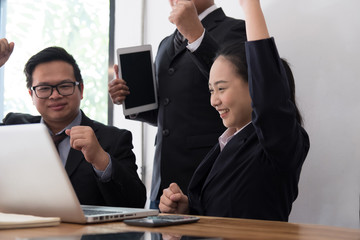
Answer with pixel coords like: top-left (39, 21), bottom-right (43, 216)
top-left (164, 98), bottom-right (170, 106)
top-left (168, 68), bottom-right (175, 75)
top-left (162, 129), bottom-right (169, 136)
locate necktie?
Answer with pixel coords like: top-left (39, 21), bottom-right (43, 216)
top-left (174, 30), bottom-right (184, 52)
top-left (52, 131), bottom-right (67, 152)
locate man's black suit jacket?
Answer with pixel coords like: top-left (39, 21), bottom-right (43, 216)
top-left (132, 8), bottom-right (247, 201)
top-left (1, 111), bottom-right (146, 208)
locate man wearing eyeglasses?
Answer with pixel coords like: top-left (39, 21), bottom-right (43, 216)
top-left (1, 46), bottom-right (146, 208)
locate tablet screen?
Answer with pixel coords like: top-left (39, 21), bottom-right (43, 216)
top-left (117, 45), bottom-right (158, 115)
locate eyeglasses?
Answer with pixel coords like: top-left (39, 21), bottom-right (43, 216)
top-left (31, 81), bottom-right (80, 99)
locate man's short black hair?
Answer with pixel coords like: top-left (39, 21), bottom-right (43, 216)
top-left (24, 46), bottom-right (83, 89)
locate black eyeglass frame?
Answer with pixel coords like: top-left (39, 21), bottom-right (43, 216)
top-left (31, 81), bottom-right (80, 99)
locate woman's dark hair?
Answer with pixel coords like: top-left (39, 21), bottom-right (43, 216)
top-left (281, 59), bottom-right (303, 125)
top-left (214, 42), bottom-right (303, 125)
top-left (24, 46), bottom-right (83, 89)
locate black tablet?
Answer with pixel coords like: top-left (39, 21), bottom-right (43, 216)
top-left (116, 45), bottom-right (158, 116)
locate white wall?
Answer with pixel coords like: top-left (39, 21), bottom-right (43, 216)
top-left (113, 0), bottom-right (146, 200)
top-left (113, 1), bottom-right (175, 208)
top-left (114, 0), bottom-right (360, 228)
top-left (219, 0), bottom-right (360, 229)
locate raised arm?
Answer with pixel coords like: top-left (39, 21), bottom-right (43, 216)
top-left (240, 0), bottom-right (310, 170)
top-left (239, 0), bottom-right (269, 41)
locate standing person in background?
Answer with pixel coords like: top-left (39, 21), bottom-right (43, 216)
top-left (1, 46), bottom-right (146, 208)
top-left (109, 0), bottom-right (246, 209)
top-left (0, 38), bottom-right (14, 67)
top-left (159, 0), bottom-right (310, 221)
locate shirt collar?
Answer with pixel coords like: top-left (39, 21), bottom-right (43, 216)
top-left (198, 4), bottom-right (217, 21)
top-left (41, 110), bottom-right (82, 135)
top-left (218, 122), bottom-right (252, 151)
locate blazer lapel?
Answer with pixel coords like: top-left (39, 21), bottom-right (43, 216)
top-left (167, 30), bottom-right (187, 59)
top-left (201, 8), bottom-right (227, 32)
top-left (201, 124), bottom-right (255, 192)
top-left (165, 32), bottom-right (177, 58)
top-left (190, 144), bottom-right (220, 192)
top-left (188, 144), bottom-right (220, 213)
top-left (65, 148), bottom-right (84, 177)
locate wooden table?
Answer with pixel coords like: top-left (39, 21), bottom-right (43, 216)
top-left (1, 215), bottom-right (360, 240)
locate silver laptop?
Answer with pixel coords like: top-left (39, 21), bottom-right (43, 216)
top-left (0, 123), bottom-right (158, 224)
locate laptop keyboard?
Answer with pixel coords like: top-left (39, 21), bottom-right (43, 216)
top-left (82, 209), bottom-right (123, 216)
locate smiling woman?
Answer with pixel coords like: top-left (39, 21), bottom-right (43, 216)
top-left (209, 55), bottom-right (252, 132)
top-left (0, 0), bottom-right (110, 124)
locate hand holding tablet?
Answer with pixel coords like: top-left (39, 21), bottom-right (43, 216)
top-left (115, 45), bottom-right (158, 116)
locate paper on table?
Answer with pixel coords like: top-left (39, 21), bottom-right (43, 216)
top-left (0, 212), bottom-right (60, 229)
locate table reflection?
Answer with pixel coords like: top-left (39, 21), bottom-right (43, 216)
top-left (28, 231), bottom-right (222, 240)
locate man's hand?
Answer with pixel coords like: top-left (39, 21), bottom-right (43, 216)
top-left (168, 0), bottom-right (204, 43)
top-left (0, 38), bottom-right (14, 67)
top-left (108, 64), bottom-right (130, 105)
top-left (66, 126), bottom-right (109, 171)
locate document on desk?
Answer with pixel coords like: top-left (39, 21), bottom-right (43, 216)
top-left (0, 212), bottom-right (60, 229)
